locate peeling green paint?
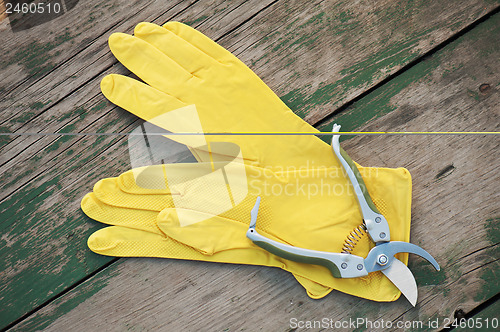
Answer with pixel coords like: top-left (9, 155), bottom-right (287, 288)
top-left (454, 300), bottom-right (500, 331)
top-left (318, 51), bottom-right (438, 131)
top-left (350, 305), bottom-right (375, 332)
top-left (279, 27), bottom-right (443, 122)
top-left (30, 101), bottom-right (51, 110)
top-left (473, 264), bottom-right (499, 303)
top-left (472, 218), bottom-right (500, 302)
top-left (0, 136), bottom-right (11, 146)
top-left (90, 100), bottom-right (107, 113)
top-left (8, 257), bottom-right (117, 332)
top-left (184, 15), bottom-right (209, 27)
top-left (0, 159), bottom-right (115, 329)
top-left (485, 217), bottom-right (500, 245)
top-left (0, 104), bottom-right (134, 329)
top-left (409, 260), bottom-right (446, 286)
top-left (10, 111), bottom-right (36, 123)
top-left (57, 100), bottom-right (103, 123)
top-left (315, 13), bottom-right (500, 142)
top-left (2, 30), bottom-right (74, 78)
top-left (0, 126), bottom-right (12, 146)
top-left (467, 88), bottom-right (480, 101)
top-left (45, 124), bottom-right (77, 152)
top-left (275, 5), bottom-right (500, 123)
top-left (60, 106), bottom-right (86, 122)
top-left (0, 126), bottom-right (11, 133)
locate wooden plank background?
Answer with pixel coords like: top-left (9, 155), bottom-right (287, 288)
top-left (1, 0), bottom-right (498, 330)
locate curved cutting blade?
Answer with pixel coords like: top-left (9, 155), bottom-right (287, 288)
top-left (381, 258), bottom-right (418, 306)
top-left (365, 241), bottom-right (440, 273)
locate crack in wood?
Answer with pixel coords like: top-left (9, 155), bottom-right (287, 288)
top-left (435, 164), bottom-right (456, 180)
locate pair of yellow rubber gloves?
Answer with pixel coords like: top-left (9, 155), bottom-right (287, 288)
top-left (82, 21), bottom-right (412, 302)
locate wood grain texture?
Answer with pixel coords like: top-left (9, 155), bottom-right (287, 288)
top-left (1, 0), bottom-right (499, 330)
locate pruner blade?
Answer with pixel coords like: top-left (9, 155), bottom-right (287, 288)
top-left (364, 241), bottom-right (440, 306)
top-left (381, 258), bottom-right (418, 306)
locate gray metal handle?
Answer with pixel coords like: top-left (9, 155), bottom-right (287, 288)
top-left (246, 197), bottom-right (367, 278)
top-left (331, 124), bottom-right (391, 243)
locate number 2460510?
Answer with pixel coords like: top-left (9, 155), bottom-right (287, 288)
top-left (443, 317), bottom-right (498, 329)
top-left (6, 2), bottom-right (61, 14)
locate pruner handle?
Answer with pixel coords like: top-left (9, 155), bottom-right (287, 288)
top-left (331, 124), bottom-right (390, 243)
top-left (246, 197), bottom-right (367, 278)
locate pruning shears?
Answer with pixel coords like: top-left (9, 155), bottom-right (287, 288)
top-left (246, 124), bottom-right (440, 306)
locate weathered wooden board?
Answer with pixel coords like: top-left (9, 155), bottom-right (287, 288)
top-left (7, 7), bottom-right (499, 332)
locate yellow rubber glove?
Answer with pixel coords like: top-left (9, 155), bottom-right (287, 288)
top-left (83, 161), bottom-right (412, 302)
top-left (101, 21), bottom-right (337, 169)
top-left (97, 20), bottom-right (349, 298)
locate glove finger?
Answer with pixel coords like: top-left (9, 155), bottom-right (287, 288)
top-left (88, 225), bottom-right (253, 259)
top-left (163, 21), bottom-right (236, 64)
top-left (134, 22), bottom-right (220, 76)
top-left (118, 165), bottom-right (177, 194)
top-left (93, 177), bottom-right (174, 211)
top-left (100, 76), bottom-right (212, 150)
top-left (82, 193), bottom-right (162, 234)
top-left (100, 74), bottom-right (186, 121)
top-left (93, 161), bottom-right (245, 212)
top-left (108, 32), bottom-right (196, 93)
top-left (118, 163), bottom-right (223, 194)
top-left (88, 225), bottom-right (171, 256)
